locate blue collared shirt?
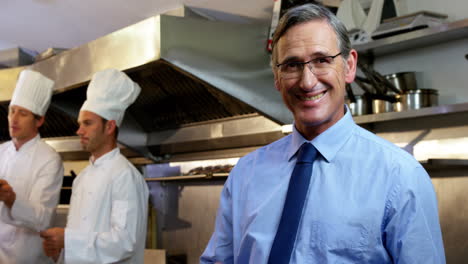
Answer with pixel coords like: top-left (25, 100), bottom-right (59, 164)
top-left (201, 108), bottom-right (445, 264)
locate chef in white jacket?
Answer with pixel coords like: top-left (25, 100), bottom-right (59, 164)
top-left (40, 68), bottom-right (149, 264)
top-left (0, 69), bottom-right (64, 264)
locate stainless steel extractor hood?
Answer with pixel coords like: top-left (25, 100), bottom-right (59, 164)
top-left (0, 47), bottom-right (35, 68)
top-left (0, 6), bottom-right (291, 162)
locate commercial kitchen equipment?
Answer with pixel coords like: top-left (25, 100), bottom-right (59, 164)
top-left (0, 6), bottom-right (291, 163)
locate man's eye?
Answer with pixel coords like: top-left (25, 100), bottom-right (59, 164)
top-left (315, 57), bottom-right (332, 64)
top-left (286, 62), bottom-right (302, 69)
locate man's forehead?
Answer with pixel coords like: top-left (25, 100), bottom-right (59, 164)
top-left (280, 44), bottom-right (332, 58)
top-left (78, 110), bottom-right (102, 122)
top-left (276, 21), bottom-right (338, 59)
top-left (9, 105), bottom-right (32, 113)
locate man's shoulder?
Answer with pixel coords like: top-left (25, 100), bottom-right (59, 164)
top-left (33, 139), bottom-right (63, 165)
top-left (108, 153), bottom-right (143, 179)
top-left (0, 140), bottom-right (12, 151)
top-left (36, 139), bottom-right (61, 156)
top-left (82, 154), bottom-right (141, 186)
top-left (352, 126), bottom-right (420, 167)
top-left (238, 135), bottom-right (291, 165)
top-left (103, 153), bottom-right (148, 196)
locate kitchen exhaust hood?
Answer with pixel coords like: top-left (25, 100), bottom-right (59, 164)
top-left (0, 6), bottom-right (291, 162)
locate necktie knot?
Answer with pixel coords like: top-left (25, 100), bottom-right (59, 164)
top-left (297, 143), bottom-right (317, 164)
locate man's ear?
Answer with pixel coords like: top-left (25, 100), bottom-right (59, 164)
top-left (274, 79), bottom-right (281, 92)
top-left (35, 116), bottom-right (45, 129)
top-left (106, 120), bottom-right (117, 136)
top-left (274, 71), bottom-right (281, 92)
top-left (344, 49), bottom-right (358, 84)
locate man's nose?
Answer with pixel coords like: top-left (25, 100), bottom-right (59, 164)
top-left (8, 112), bottom-right (18, 122)
top-left (299, 64), bottom-right (319, 90)
top-left (76, 126), bottom-right (83, 136)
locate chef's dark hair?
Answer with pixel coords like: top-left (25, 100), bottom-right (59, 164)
top-left (271, 3), bottom-right (351, 65)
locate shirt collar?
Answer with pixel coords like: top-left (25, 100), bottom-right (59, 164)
top-left (90, 147), bottom-right (120, 166)
top-left (288, 105), bottom-right (356, 162)
top-left (15, 134), bottom-right (40, 153)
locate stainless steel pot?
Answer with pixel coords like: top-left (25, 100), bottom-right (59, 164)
top-left (345, 95), bottom-right (371, 116)
top-left (395, 88), bottom-right (438, 111)
top-left (372, 99), bottom-right (393, 114)
top-left (384, 72), bottom-right (417, 93)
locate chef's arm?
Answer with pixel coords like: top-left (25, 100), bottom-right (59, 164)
top-left (1, 157), bottom-right (63, 231)
top-left (64, 171), bottom-right (147, 263)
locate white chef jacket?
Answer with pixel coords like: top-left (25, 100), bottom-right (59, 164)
top-left (0, 134), bottom-right (64, 264)
top-left (63, 148), bottom-right (148, 264)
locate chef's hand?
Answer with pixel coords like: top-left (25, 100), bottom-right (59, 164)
top-left (0, 179), bottom-right (16, 208)
top-left (40, 228), bottom-right (65, 261)
top-left (42, 244), bottom-right (60, 262)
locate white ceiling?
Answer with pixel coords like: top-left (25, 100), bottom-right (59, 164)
top-left (0, 0), bottom-right (273, 54)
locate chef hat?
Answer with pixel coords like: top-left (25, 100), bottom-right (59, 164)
top-left (80, 69), bottom-right (141, 127)
top-left (10, 69), bottom-right (54, 116)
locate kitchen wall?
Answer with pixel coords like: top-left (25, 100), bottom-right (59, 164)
top-left (404, 0), bottom-right (468, 21)
top-left (158, 183), bottom-right (224, 264)
top-left (63, 160), bottom-right (88, 176)
top-left (145, 160), bottom-right (235, 264)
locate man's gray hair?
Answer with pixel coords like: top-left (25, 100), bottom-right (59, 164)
top-left (271, 3), bottom-right (351, 66)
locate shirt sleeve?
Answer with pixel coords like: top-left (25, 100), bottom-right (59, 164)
top-left (200, 169), bottom-right (235, 264)
top-left (383, 164), bottom-right (446, 264)
top-left (64, 168), bottom-right (148, 263)
top-left (4, 153), bottom-right (64, 232)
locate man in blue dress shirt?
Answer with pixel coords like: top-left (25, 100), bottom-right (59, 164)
top-left (201, 3), bottom-right (445, 264)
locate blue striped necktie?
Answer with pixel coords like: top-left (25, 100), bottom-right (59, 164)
top-left (268, 142), bottom-right (317, 264)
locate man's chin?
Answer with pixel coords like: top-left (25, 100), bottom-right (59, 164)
top-left (295, 110), bottom-right (325, 126)
top-left (9, 130), bottom-right (18, 137)
top-left (295, 108), bottom-right (344, 132)
top-left (294, 111), bottom-right (332, 129)
top-left (80, 143), bottom-right (89, 151)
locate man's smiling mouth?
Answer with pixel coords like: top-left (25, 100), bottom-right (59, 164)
top-left (299, 91), bottom-right (326, 101)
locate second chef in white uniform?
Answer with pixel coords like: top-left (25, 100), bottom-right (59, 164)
top-left (40, 69), bottom-right (149, 264)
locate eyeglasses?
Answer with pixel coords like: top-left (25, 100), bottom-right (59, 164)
top-left (276, 52), bottom-right (342, 79)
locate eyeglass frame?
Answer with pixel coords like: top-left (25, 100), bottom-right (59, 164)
top-left (275, 52), bottom-right (342, 79)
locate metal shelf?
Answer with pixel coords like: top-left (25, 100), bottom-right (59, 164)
top-left (422, 159), bottom-right (468, 172)
top-left (146, 173), bottom-right (229, 182)
top-left (353, 102), bottom-right (468, 125)
top-left (355, 18), bottom-right (468, 56)
top-left (143, 161), bottom-right (468, 181)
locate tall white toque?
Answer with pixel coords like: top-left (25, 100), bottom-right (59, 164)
top-left (10, 69), bottom-right (55, 116)
top-left (80, 68), bottom-right (141, 127)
